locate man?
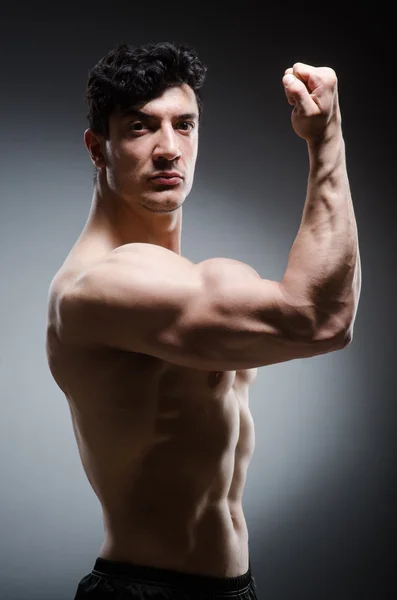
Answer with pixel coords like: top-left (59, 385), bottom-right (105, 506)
top-left (46, 41), bottom-right (361, 600)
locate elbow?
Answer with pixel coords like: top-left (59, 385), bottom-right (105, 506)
top-left (309, 318), bottom-right (354, 352)
top-left (342, 325), bottom-right (354, 347)
top-left (311, 303), bottom-right (357, 350)
top-left (331, 324), bottom-right (354, 350)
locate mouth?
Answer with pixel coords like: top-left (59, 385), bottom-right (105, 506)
top-left (150, 176), bottom-right (182, 186)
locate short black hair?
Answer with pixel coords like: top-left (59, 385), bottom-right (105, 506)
top-left (85, 41), bottom-right (208, 180)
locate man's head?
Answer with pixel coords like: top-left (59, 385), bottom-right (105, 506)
top-left (84, 41), bottom-right (207, 213)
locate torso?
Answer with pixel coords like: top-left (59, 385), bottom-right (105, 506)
top-left (46, 238), bottom-right (257, 578)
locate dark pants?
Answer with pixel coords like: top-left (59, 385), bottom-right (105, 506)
top-left (74, 556), bottom-right (259, 599)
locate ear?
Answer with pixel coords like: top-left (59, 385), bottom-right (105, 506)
top-left (84, 129), bottom-right (106, 168)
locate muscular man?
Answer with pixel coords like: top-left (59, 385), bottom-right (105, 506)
top-left (46, 41), bottom-right (361, 600)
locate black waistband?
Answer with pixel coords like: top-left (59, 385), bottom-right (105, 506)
top-left (92, 556), bottom-right (253, 595)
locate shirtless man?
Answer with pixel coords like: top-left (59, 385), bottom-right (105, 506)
top-left (46, 41), bottom-right (361, 600)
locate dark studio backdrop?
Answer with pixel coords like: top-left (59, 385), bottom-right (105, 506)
top-left (0, 2), bottom-right (394, 599)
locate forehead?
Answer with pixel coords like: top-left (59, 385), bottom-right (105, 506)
top-left (114, 83), bottom-right (198, 123)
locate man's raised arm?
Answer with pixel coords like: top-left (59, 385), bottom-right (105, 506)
top-left (281, 63), bottom-right (361, 344)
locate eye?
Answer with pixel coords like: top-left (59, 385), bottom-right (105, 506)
top-left (128, 121), bottom-right (195, 134)
top-left (129, 122), bottom-right (146, 132)
top-left (179, 121), bottom-right (195, 131)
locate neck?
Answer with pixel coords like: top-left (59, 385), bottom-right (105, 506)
top-left (82, 173), bottom-right (183, 255)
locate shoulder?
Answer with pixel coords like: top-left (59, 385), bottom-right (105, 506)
top-left (47, 266), bottom-right (81, 330)
top-left (48, 242), bottom-right (198, 331)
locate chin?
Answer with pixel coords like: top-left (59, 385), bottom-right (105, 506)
top-left (141, 193), bottom-right (185, 213)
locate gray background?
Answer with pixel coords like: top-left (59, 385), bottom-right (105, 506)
top-left (0, 2), bottom-right (394, 599)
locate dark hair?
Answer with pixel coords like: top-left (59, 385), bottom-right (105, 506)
top-left (85, 40), bottom-right (207, 137)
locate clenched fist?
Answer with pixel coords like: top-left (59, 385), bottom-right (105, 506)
top-left (282, 63), bottom-right (341, 143)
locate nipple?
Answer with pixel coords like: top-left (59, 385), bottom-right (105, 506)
top-left (208, 371), bottom-right (223, 388)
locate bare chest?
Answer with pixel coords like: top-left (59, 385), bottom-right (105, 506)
top-left (50, 341), bottom-right (258, 462)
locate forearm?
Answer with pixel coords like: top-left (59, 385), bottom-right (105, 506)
top-left (282, 131), bottom-right (361, 340)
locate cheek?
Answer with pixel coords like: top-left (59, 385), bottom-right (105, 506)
top-left (186, 147), bottom-right (198, 172)
top-left (115, 146), bottom-right (142, 175)
top-left (189, 138), bottom-right (199, 161)
top-left (108, 137), bottom-right (140, 165)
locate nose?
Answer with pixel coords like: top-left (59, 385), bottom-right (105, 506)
top-left (152, 125), bottom-right (181, 162)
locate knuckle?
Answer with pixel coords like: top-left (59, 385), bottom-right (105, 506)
top-left (324, 66), bottom-right (336, 76)
top-left (322, 67), bottom-right (338, 85)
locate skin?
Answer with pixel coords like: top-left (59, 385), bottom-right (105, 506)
top-left (46, 66), bottom-right (360, 580)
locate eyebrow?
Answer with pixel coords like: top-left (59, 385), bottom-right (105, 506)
top-left (121, 109), bottom-right (199, 121)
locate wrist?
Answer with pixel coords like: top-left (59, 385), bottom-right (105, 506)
top-left (307, 120), bottom-right (343, 149)
top-left (307, 126), bottom-right (345, 171)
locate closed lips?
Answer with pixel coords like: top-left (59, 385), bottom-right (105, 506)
top-left (151, 173), bottom-right (182, 178)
